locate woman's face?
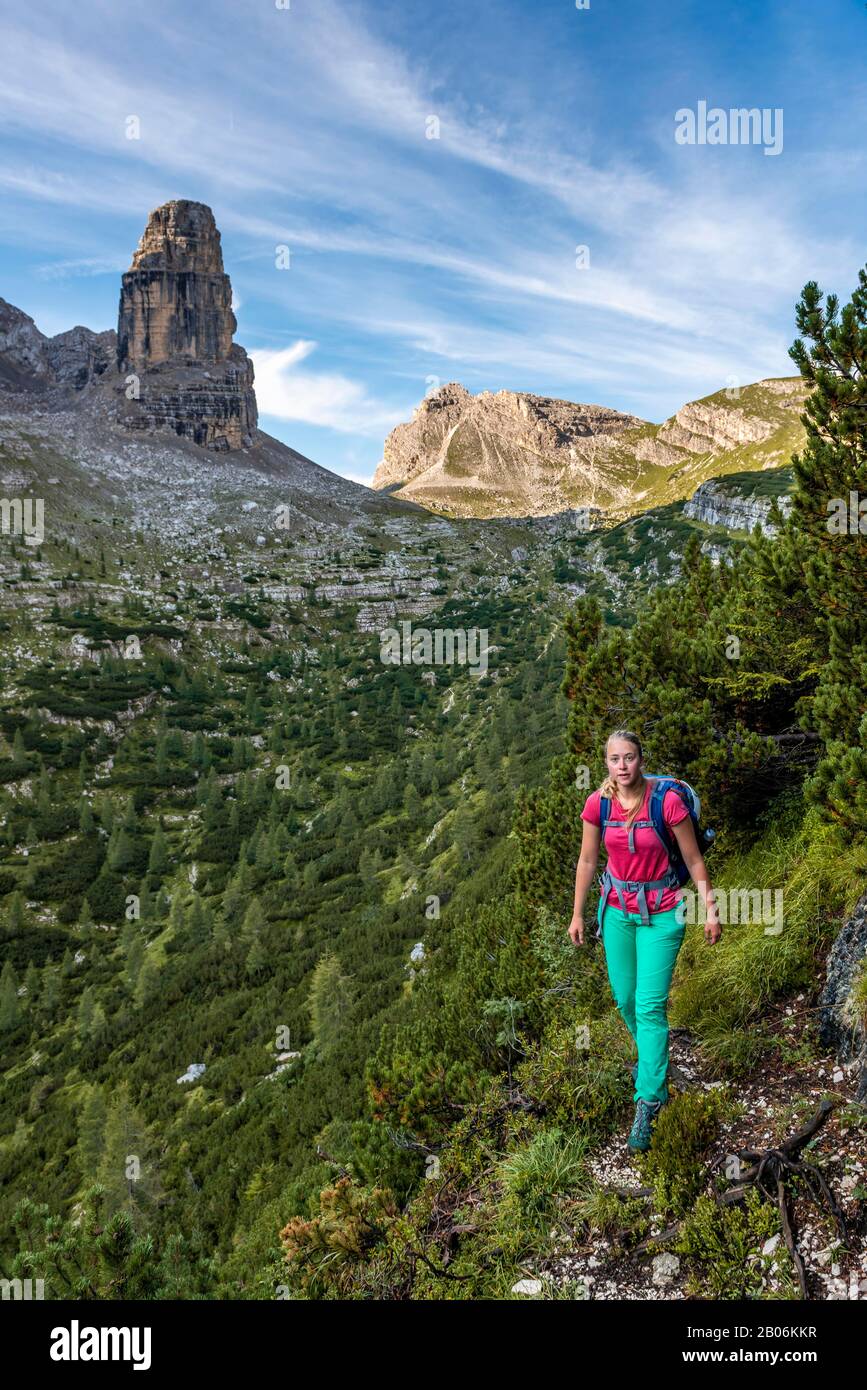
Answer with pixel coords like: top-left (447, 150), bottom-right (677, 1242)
top-left (606, 739), bottom-right (642, 789)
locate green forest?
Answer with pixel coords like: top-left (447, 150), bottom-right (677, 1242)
top-left (1, 270), bottom-right (866, 1300)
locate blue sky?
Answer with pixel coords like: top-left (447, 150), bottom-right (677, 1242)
top-left (0, 0), bottom-right (865, 482)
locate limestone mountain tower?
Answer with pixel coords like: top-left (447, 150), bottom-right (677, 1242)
top-left (116, 199), bottom-right (257, 450)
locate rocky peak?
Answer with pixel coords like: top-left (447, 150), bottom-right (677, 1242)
top-left (0, 297), bottom-right (49, 388)
top-left (373, 376), bottom-right (806, 521)
top-left (117, 200), bottom-right (236, 370)
top-left (373, 381), bottom-right (646, 516)
top-left (116, 200), bottom-right (257, 450)
top-left (47, 326), bottom-right (116, 390)
top-left (0, 298), bottom-right (115, 395)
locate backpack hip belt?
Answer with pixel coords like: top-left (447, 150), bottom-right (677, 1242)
top-left (596, 865), bottom-right (681, 934)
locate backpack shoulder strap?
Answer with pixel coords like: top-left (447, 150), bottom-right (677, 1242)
top-left (648, 776), bottom-right (680, 854)
top-left (599, 793), bottom-right (611, 837)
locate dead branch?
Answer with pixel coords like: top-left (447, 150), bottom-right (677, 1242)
top-left (633, 1098), bottom-right (848, 1298)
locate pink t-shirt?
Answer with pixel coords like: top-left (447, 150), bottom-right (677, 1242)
top-left (581, 780), bottom-right (690, 915)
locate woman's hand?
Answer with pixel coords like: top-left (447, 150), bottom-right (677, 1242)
top-left (568, 914), bottom-right (585, 947)
top-left (704, 914), bottom-right (722, 945)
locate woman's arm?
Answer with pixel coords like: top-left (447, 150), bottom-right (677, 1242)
top-left (671, 817), bottom-right (722, 944)
top-left (568, 819), bottom-right (601, 947)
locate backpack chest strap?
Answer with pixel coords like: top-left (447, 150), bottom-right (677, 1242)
top-left (603, 816), bottom-right (656, 854)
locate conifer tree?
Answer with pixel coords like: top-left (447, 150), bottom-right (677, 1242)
top-left (308, 952), bottom-right (356, 1056)
top-left (39, 963), bottom-right (60, 1019)
top-left (0, 960), bottom-right (20, 1031)
top-left (748, 266), bottom-right (867, 832)
top-left (95, 1082), bottom-right (161, 1222)
top-left (147, 823), bottom-right (169, 879)
top-left (77, 984), bottom-right (96, 1041)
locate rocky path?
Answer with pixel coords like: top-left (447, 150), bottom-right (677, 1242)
top-left (540, 1002), bottom-right (866, 1300)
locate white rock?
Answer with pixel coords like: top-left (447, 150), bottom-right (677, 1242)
top-left (512, 1278), bottom-right (543, 1297)
top-left (177, 1062), bottom-right (206, 1085)
top-left (652, 1253), bottom-right (680, 1284)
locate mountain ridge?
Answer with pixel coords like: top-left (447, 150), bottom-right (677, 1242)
top-left (373, 375), bottom-right (808, 521)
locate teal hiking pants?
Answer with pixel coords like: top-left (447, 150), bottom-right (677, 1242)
top-left (600, 902), bottom-right (686, 1104)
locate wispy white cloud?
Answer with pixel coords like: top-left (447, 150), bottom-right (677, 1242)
top-left (0, 0), bottom-right (861, 473)
top-left (251, 342), bottom-right (412, 437)
top-left (34, 254), bottom-right (127, 280)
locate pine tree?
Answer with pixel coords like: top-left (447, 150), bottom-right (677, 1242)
top-left (403, 781), bottom-right (423, 821)
top-left (95, 1082), bottom-right (162, 1223)
top-left (39, 964), bottom-right (60, 1019)
top-left (12, 727), bottom-right (28, 767)
top-left (241, 897), bottom-right (266, 945)
top-left (751, 266), bottom-right (867, 833)
top-left (76, 1086), bottom-right (108, 1182)
top-left (5, 890), bottom-right (26, 932)
top-left (134, 957), bottom-right (160, 1009)
top-left (0, 960), bottom-right (20, 1031)
top-left (308, 952), bottom-right (356, 1056)
top-left (245, 932), bottom-right (269, 977)
top-left (124, 935), bottom-right (146, 993)
top-left (77, 985), bottom-right (96, 1041)
top-left (147, 824), bottom-right (169, 879)
top-left (23, 961), bottom-right (39, 1006)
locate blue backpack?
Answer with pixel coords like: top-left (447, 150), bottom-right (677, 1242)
top-left (595, 775), bottom-right (715, 937)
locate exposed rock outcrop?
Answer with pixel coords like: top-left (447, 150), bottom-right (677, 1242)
top-left (683, 477), bottom-right (793, 535)
top-left (373, 382), bottom-right (647, 517)
top-left (0, 298), bottom-right (49, 389)
top-left (116, 200), bottom-right (257, 450)
top-left (818, 890), bottom-right (867, 1105)
top-left (374, 377), bottom-right (807, 521)
top-left (375, 383), bottom-right (474, 488)
top-left (0, 298), bottom-right (117, 397)
top-left (46, 327), bottom-right (116, 391)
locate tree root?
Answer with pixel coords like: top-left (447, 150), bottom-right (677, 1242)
top-left (636, 1098), bottom-right (849, 1298)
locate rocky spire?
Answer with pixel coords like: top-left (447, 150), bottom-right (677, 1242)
top-left (118, 201), bottom-right (236, 369)
top-left (116, 200), bottom-right (257, 450)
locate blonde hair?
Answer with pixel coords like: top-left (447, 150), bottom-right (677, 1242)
top-left (600, 728), bottom-right (646, 833)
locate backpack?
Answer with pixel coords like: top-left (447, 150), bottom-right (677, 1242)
top-left (594, 775), bottom-right (715, 936)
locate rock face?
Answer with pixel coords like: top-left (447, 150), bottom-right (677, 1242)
top-left (683, 477), bottom-right (793, 535)
top-left (47, 327), bottom-right (116, 391)
top-left (116, 200), bottom-right (257, 450)
top-left (0, 297), bottom-right (116, 395)
top-left (374, 377), bottom-right (807, 521)
top-left (818, 889), bottom-right (867, 1104)
top-left (0, 298), bottom-right (50, 388)
top-left (373, 382), bottom-right (647, 517)
top-left (376, 383), bottom-right (474, 488)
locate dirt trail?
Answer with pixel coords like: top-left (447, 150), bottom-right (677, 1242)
top-left (543, 1004), bottom-right (867, 1300)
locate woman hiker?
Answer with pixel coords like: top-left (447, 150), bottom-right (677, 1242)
top-left (568, 729), bottom-right (722, 1152)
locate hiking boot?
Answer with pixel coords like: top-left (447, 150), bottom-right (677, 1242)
top-left (627, 1098), bottom-right (663, 1152)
